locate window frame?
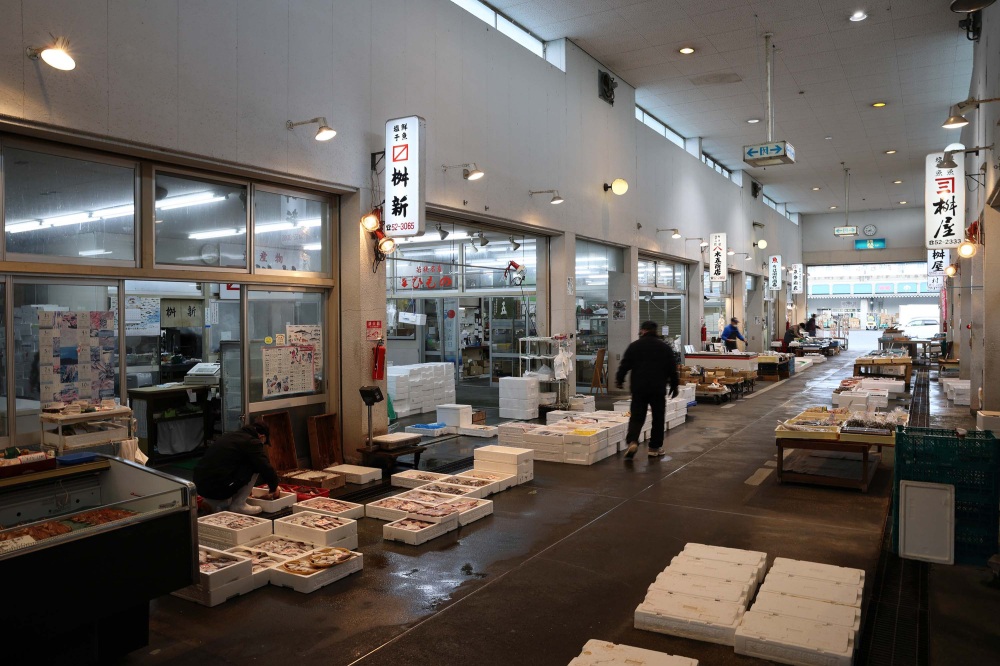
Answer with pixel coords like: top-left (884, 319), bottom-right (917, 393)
top-left (251, 183), bottom-right (335, 279)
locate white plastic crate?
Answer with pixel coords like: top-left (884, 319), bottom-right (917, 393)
top-left (758, 571), bottom-right (863, 607)
top-left (418, 482), bottom-right (480, 498)
top-left (457, 469), bottom-right (516, 492)
top-left (635, 590), bottom-right (745, 646)
top-left (769, 557), bottom-right (865, 587)
top-left (650, 571), bottom-right (752, 607)
top-left (396, 489), bottom-right (458, 506)
top-left (273, 511), bottom-right (357, 546)
top-left (196, 546), bottom-right (252, 590)
top-left (172, 573), bottom-right (255, 607)
top-left (322, 464), bottom-right (382, 484)
top-left (269, 549), bottom-right (363, 594)
top-left (365, 497), bottom-right (437, 521)
top-left (292, 497), bottom-right (365, 520)
top-left (751, 590), bottom-right (862, 633)
top-left (441, 497), bottom-right (493, 525)
top-left (383, 518), bottom-right (455, 545)
top-left (734, 610), bottom-right (855, 666)
top-left (197, 512), bottom-right (273, 548)
top-left (247, 487), bottom-right (297, 512)
top-left (390, 469), bottom-right (450, 488)
top-left (681, 544), bottom-right (768, 585)
top-left (475, 445), bottom-right (534, 464)
top-left (226, 546), bottom-right (288, 590)
top-left (568, 639), bottom-right (698, 666)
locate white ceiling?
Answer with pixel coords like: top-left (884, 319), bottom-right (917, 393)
top-left (490, 0), bottom-right (974, 215)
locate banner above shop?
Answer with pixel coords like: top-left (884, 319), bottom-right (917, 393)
top-left (927, 248), bottom-right (950, 277)
top-left (925, 152), bottom-right (964, 250)
top-left (768, 255), bottom-right (782, 290)
top-left (710, 233), bottom-right (726, 282)
top-left (384, 115), bottom-right (426, 237)
top-left (790, 263), bottom-right (803, 294)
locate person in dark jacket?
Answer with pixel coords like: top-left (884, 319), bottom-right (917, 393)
top-left (194, 422), bottom-right (279, 515)
top-left (805, 314), bottom-right (818, 336)
top-left (782, 324), bottom-right (798, 351)
top-left (615, 321), bottom-right (680, 460)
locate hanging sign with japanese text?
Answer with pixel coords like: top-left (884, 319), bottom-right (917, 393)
top-left (790, 263), bottom-right (803, 294)
top-left (710, 233), bottom-right (727, 282)
top-left (925, 152), bottom-right (964, 249)
top-left (927, 275), bottom-right (945, 292)
top-left (927, 249), bottom-right (950, 277)
top-left (384, 115), bottom-right (426, 237)
top-left (768, 255), bottom-right (782, 290)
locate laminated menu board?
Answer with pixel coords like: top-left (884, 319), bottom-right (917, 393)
top-left (36, 308), bottom-right (117, 403)
top-left (262, 346), bottom-right (316, 397)
top-left (286, 324), bottom-right (323, 375)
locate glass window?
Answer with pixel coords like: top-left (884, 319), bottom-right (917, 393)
top-left (497, 15), bottom-right (544, 57)
top-left (0, 283), bottom-right (5, 440)
top-left (3, 145), bottom-right (136, 262)
top-left (254, 189), bottom-right (332, 274)
top-left (450, 0), bottom-right (496, 25)
top-left (638, 259), bottom-right (655, 287)
top-left (154, 172), bottom-right (247, 268)
top-left (248, 290), bottom-right (324, 404)
top-left (387, 298), bottom-right (416, 339)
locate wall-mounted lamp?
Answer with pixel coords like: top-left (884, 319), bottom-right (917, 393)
top-left (468, 239), bottom-right (479, 253)
top-left (361, 211), bottom-right (381, 232)
top-left (657, 228), bottom-right (682, 239)
top-left (509, 236), bottom-right (521, 251)
top-left (286, 116), bottom-right (336, 141)
top-left (735, 252), bottom-right (752, 261)
top-left (753, 240), bottom-right (768, 250)
top-left (361, 208), bottom-right (396, 271)
top-left (603, 178), bottom-right (629, 195)
top-left (727, 248), bottom-right (735, 256)
top-left (942, 96), bottom-right (1000, 129)
top-left (374, 229), bottom-right (396, 254)
top-left (945, 263), bottom-right (959, 277)
top-left (938, 144), bottom-right (993, 169)
top-left (437, 224), bottom-right (449, 240)
top-left (26, 39), bottom-right (75, 70)
top-left (443, 163), bottom-right (484, 180)
top-left (529, 189), bottom-right (564, 204)
top-left (686, 237), bottom-right (710, 248)
top-left (957, 239), bottom-right (978, 258)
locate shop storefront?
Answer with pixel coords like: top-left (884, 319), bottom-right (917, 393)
top-left (574, 239), bottom-right (626, 391)
top-left (703, 269), bottom-right (737, 348)
top-left (637, 256), bottom-right (688, 351)
top-left (0, 136), bottom-right (339, 461)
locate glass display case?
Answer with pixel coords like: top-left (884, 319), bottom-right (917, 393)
top-left (220, 340), bottom-right (243, 433)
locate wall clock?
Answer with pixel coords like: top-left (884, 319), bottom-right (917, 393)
top-left (863, 224), bottom-right (877, 237)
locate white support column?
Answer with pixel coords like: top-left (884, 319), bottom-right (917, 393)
top-left (981, 206), bottom-right (1000, 410)
top-left (549, 232), bottom-right (577, 388)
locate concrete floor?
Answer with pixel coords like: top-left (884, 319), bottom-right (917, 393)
top-left (122, 341), bottom-right (999, 666)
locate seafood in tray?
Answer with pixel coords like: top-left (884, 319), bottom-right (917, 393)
top-left (300, 498), bottom-right (358, 514)
top-left (419, 483), bottom-right (471, 496)
top-left (200, 512), bottom-right (266, 530)
top-left (280, 547), bottom-right (357, 576)
top-left (198, 548), bottom-right (243, 574)
top-left (248, 537), bottom-right (315, 558)
top-left (374, 498), bottom-right (436, 513)
top-left (282, 512), bottom-right (351, 530)
top-left (399, 490), bottom-right (454, 505)
top-left (69, 508), bottom-right (137, 526)
top-left (228, 547), bottom-right (287, 574)
top-left (393, 519), bottom-right (436, 532)
top-left (441, 476), bottom-right (491, 489)
top-left (443, 498), bottom-right (485, 514)
top-left (405, 472), bottom-right (445, 482)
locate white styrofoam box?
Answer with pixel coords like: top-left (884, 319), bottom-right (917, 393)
top-left (546, 410), bottom-right (576, 423)
top-left (833, 391), bottom-right (869, 409)
top-left (226, 546), bottom-right (288, 590)
top-left (499, 408), bottom-right (539, 421)
top-left (419, 482), bottom-right (480, 498)
top-left (500, 397), bottom-right (540, 411)
top-left (269, 549), bottom-right (363, 593)
top-left (441, 497), bottom-right (493, 525)
top-left (860, 378), bottom-right (904, 393)
top-left (243, 535), bottom-right (318, 560)
top-left (534, 450), bottom-right (567, 463)
top-left (404, 503), bottom-right (460, 528)
top-left (196, 546), bottom-right (252, 590)
top-left (323, 464), bottom-right (382, 484)
top-left (475, 445), bottom-right (534, 464)
top-left (977, 410), bottom-right (1000, 432)
top-left (899, 480), bottom-right (955, 565)
top-left (397, 489), bottom-right (461, 505)
top-left (247, 487), bottom-right (297, 512)
top-left (293, 497), bottom-right (365, 520)
top-left (458, 424), bottom-right (498, 438)
top-left (273, 511), bottom-right (356, 547)
top-left (459, 468), bottom-right (516, 492)
top-left (391, 469), bottom-right (450, 488)
top-left (667, 415), bottom-right (686, 430)
top-left (734, 610), bottom-right (855, 666)
top-left (564, 451), bottom-right (598, 465)
top-left (667, 555), bottom-right (760, 590)
top-left (474, 459), bottom-right (529, 476)
top-left (650, 570), bottom-right (752, 607)
top-left (326, 533), bottom-right (359, 551)
top-left (383, 518), bottom-right (455, 545)
top-left (759, 572), bottom-right (863, 607)
top-left (681, 544), bottom-right (768, 585)
top-left (197, 512), bottom-right (273, 548)
top-left (569, 639), bottom-right (699, 666)
top-left (565, 428), bottom-right (608, 446)
top-left (405, 423), bottom-right (452, 437)
top-left (752, 590), bottom-right (862, 634)
top-left (955, 394), bottom-right (971, 406)
top-left (172, 573), bottom-right (256, 607)
top-left (539, 392), bottom-right (557, 406)
top-left (613, 400), bottom-right (632, 414)
top-left (441, 474), bottom-right (498, 496)
top-left (769, 558), bottom-right (865, 587)
top-left (517, 468), bottom-right (534, 484)
top-left (564, 440), bottom-right (603, 456)
top-left (436, 404), bottom-right (473, 427)
top-left (365, 497), bottom-right (437, 521)
top-left (499, 376), bottom-right (540, 396)
top-left (525, 429), bottom-right (567, 446)
top-left (635, 590), bottom-right (745, 646)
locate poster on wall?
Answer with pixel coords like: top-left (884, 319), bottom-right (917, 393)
top-left (768, 255), bottom-right (782, 290)
top-left (927, 249), bottom-right (950, 276)
top-left (710, 233), bottom-right (727, 282)
top-left (37, 308), bottom-right (116, 404)
top-left (925, 152), bottom-right (965, 249)
top-left (119, 296), bottom-right (160, 336)
top-left (790, 264), bottom-right (803, 294)
top-left (383, 115), bottom-right (426, 237)
top-left (262, 345), bottom-right (316, 397)
top-left (286, 324), bottom-right (323, 375)
top-left (612, 300), bottom-right (627, 320)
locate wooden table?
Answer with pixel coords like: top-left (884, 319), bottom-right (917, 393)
top-left (853, 360), bottom-right (913, 392)
top-left (776, 437), bottom-right (882, 492)
top-left (357, 445), bottom-right (427, 470)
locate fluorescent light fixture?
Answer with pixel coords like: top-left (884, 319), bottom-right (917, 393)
top-left (885, 149), bottom-right (896, 155)
top-left (26, 41), bottom-right (76, 70)
top-left (850, 10), bottom-right (868, 21)
top-left (812, 187), bottom-right (821, 191)
top-left (43, 212), bottom-right (93, 227)
top-left (255, 221), bottom-right (295, 233)
top-left (188, 228), bottom-right (245, 240)
top-left (4, 220), bottom-right (47, 234)
top-left (96, 204), bottom-right (135, 219)
top-left (957, 240), bottom-right (978, 257)
top-left (399, 232), bottom-right (470, 244)
top-left (302, 243), bottom-right (322, 251)
top-left (747, 118), bottom-right (760, 124)
top-left (872, 101), bottom-right (886, 108)
top-left (155, 192), bottom-right (226, 210)
top-left (78, 249), bottom-right (112, 256)
top-left (898, 201), bottom-right (907, 205)
top-left (830, 206), bottom-right (838, 210)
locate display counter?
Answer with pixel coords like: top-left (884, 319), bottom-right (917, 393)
top-left (684, 352), bottom-right (759, 372)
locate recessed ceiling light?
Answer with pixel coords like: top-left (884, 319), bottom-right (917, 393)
top-left (893, 180), bottom-right (903, 184)
top-left (811, 187), bottom-right (821, 191)
top-left (830, 206), bottom-right (838, 210)
top-left (825, 136), bottom-right (833, 140)
top-left (679, 47), bottom-right (695, 55)
top-left (872, 101), bottom-right (886, 108)
top-left (850, 10), bottom-right (868, 22)
top-left (899, 201), bottom-right (907, 204)
top-left (747, 118), bottom-right (760, 124)
top-left (885, 149), bottom-right (896, 155)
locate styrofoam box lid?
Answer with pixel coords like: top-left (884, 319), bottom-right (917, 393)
top-left (667, 555), bottom-right (760, 585)
top-left (682, 543), bottom-right (767, 569)
top-left (373, 433), bottom-right (422, 443)
top-left (639, 591), bottom-right (744, 626)
top-left (751, 590), bottom-right (862, 632)
top-left (759, 572), bottom-right (862, 607)
top-left (325, 464), bottom-right (383, 477)
top-left (899, 480), bottom-right (955, 565)
top-left (474, 445), bottom-right (534, 463)
top-left (571, 639), bottom-right (699, 666)
top-left (737, 610), bottom-right (854, 658)
top-left (650, 572), bottom-right (751, 605)
top-left (436, 403), bottom-right (473, 411)
top-left (769, 557), bottom-right (865, 586)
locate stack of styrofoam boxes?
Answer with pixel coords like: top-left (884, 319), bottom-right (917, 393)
top-left (666, 397), bottom-right (688, 430)
top-left (498, 421), bottom-right (540, 447)
top-left (833, 390), bottom-right (870, 411)
top-left (172, 546), bottom-right (254, 606)
top-left (735, 557), bottom-right (864, 666)
top-left (860, 378), bottom-right (904, 395)
top-left (387, 367), bottom-right (414, 418)
top-left (680, 383), bottom-right (697, 406)
top-left (274, 511), bottom-right (359, 550)
top-left (568, 639), bottom-right (698, 666)
top-left (324, 464), bottom-right (383, 485)
top-left (563, 426), bottom-right (614, 465)
top-left (386, 363), bottom-right (458, 416)
top-left (569, 394), bottom-right (597, 412)
top-left (866, 388), bottom-right (889, 409)
top-left (977, 410), bottom-right (1000, 432)
top-left (950, 379), bottom-right (971, 406)
top-left (635, 543), bottom-right (767, 647)
top-left (499, 376), bottom-right (540, 420)
top-left (524, 427), bottom-right (567, 462)
top-left (197, 511), bottom-right (273, 551)
top-left (474, 444), bottom-right (534, 485)
top-left (428, 362), bottom-right (456, 409)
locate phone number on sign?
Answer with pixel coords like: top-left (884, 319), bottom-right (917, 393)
top-left (386, 221), bottom-right (416, 231)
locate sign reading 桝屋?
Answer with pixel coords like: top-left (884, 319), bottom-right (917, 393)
top-left (927, 249), bottom-right (950, 277)
top-left (768, 255), bottom-right (782, 290)
top-left (790, 263), bottom-right (803, 294)
top-left (384, 115), bottom-right (426, 237)
top-left (925, 152), bottom-right (964, 249)
top-left (710, 233), bottom-right (726, 282)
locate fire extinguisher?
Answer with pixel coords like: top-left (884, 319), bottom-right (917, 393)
top-left (701, 324), bottom-right (707, 342)
top-left (372, 339), bottom-right (386, 381)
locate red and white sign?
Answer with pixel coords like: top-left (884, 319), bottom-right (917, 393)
top-left (768, 255), bottom-right (782, 290)
top-left (366, 320), bottom-right (383, 341)
top-left (384, 115), bottom-right (426, 237)
top-left (925, 152), bottom-right (964, 249)
top-left (220, 283), bottom-right (240, 300)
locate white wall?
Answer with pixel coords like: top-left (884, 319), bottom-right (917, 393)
top-left (801, 209), bottom-right (925, 266)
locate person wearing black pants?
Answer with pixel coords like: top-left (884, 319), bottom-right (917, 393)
top-left (615, 321), bottom-right (680, 460)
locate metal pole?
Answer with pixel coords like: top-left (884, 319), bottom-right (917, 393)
top-left (367, 403), bottom-right (374, 450)
top-left (844, 165), bottom-right (850, 228)
top-left (765, 32), bottom-right (774, 143)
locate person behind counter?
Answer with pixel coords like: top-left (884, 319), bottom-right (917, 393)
top-left (720, 318), bottom-right (746, 351)
top-left (194, 422), bottom-right (279, 515)
top-left (806, 314), bottom-right (818, 336)
top-left (782, 324), bottom-right (798, 352)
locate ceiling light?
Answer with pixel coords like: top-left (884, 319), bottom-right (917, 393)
top-left (286, 116), bottom-right (336, 141)
top-left (188, 228), bottom-right (245, 240)
top-left (754, 240), bottom-right (768, 249)
top-left (811, 187), bottom-right (821, 191)
top-left (78, 249), bottom-right (112, 256)
top-left (361, 212), bottom-right (381, 232)
top-left (437, 224), bottom-right (449, 240)
top-left (604, 178), bottom-right (629, 195)
top-left (830, 206), bottom-right (838, 210)
top-left (939, 153), bottom-right (959, 169)
top-left (302, 243), bottom-right (322, 251)
top-left (885, 150), bottom-right (896, 155)
top-left (825, 136), bottom-right (833, 140)
top-left (509, 236), bottom-right (521, 251)
top-left (850, 10), bottom-right (868, 22)
top-left (26, 40), bottom-right (76, 71)
top-left (255, 221), bottom-right (295, 233)
top-left (872, 101), bottom-right (886, 108)
top-left (893, 180), bottom-right (903, 184)
top-left (747, 118), bottom-right (760, 124)
top-left (687, 237), bottom-right (709, 248)
top-left (957, 239), bottom-right (978, 258)
top-left (951, 1), bottom-right (997, 13)
top-left (679, 47), bottom-right (695, 55)
top-left (898, 201), bottom-right (907, 205)
top-left (478, 232), bottom-right (489, 247)
top-left (550, 191), bottom-right (564, 204)
top-left (668, 228), bottom-right (682, 239)
top-left (943, 110), bottom-right (970, 129)
top-left (945, 263), bottom-right (959, 277)
top-left (468, 240), bottom-right (479, 253)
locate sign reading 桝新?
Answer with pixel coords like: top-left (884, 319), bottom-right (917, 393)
top-left (384, 115), bottom-right (426, 237)
top-left (710, 233), bottom-right (727, 282)
top-left (925, 152), bottom-right (965, 249)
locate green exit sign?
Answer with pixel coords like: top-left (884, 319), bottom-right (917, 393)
top-left (855, 238), bottom-right (886, 250)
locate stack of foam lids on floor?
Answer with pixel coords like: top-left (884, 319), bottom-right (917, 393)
top-left (941, 379), bottom-right (971, 406)
top-left (976, 410), bottom-right (1000, 432)
top-left (859, 377), bottom-right (904, 394)
top-left (404, 404), bottom-right (499, 438)
top-left (387, 362), bottom-right (457, 417)
top-left (568, 639), bottom-right (697, 666)
top-left (499, 413), bottom-right (629, 463)
top-left (499, 376), bottom-right (540, 420)
top-left (323, 464), bottom-right (382, 484)
top-left (634, 543), bottom-right (767, 646)
top-left (735, 557), bottom-right (864, 666)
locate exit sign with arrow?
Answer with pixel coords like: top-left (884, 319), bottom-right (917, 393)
top-left (743, 140), bottom-right (796, 167)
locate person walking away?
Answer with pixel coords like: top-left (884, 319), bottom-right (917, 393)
top-left (721, 318), bottom-right (746, 351)
top-left (805, 314), bottom-right (818, 336)
top-left (194, 422), bottom-right (280, 515)
top-left (615, 321), bottom-right (679, 460)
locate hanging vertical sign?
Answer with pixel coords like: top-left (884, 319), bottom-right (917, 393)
top-left (927, 275), bottom-right (945, 292)
top-left (384, 115), bottom-right (426, 237)
top-left (925, 152), bottom-right (964, 249)
top-left (768, 255), bottom-right (782, 290)
top-left (927, 248), bottom-right (950, 276)
top-left (790, 263), bottom-right (803, 294)
top-left (710, 233), bottom-right (727, 282)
